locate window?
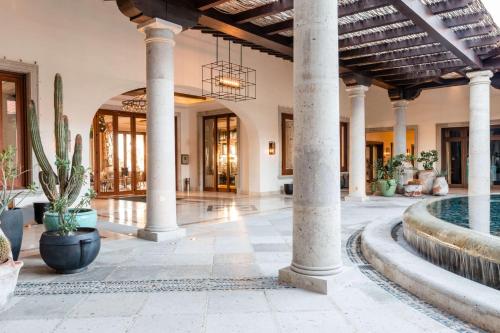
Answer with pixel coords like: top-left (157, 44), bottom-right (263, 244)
top-left (281, 113), bottom-right (349, 175)
top-left (0, 71), bottom-right (28, 187)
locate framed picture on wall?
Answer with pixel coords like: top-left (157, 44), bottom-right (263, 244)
top-left (181, 154), bottom-right (189, 165)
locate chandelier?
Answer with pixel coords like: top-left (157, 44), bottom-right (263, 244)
top-left (122, 94), bottom-right (147, 113)
top-left (202, 38), bottom-right (256, 102)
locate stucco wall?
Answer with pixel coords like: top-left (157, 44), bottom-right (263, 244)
top-left (1, 0), bottom-right (499, 199)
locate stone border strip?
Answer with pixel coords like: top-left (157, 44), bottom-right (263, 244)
top-left (15, 277), bottom-right (293, 296)
top-left (361, 218), bottom-right (500, 333)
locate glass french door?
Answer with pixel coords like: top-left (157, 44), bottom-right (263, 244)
top-left (203, 114), bottom-right (239, 192)
top-left (93, 110), bottom-right (147, 196)
top-left (442, 127), bottom-right (468, 188)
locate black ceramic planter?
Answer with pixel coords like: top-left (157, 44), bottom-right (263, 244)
top-left (33, 202), bottom-right (51, 224)
top-left (284, 183), bottom-right (293, 195)
top-left (39, 228), bottom-right (101, 274)
top-left (0, 209), bottom-right (23, 261)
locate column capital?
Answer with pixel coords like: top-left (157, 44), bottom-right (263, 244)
top-left (392, 99), bottom-right (409, 109)
top-left (346, 85), bottom-right (369, 98)
top-left (467, 70), bottom-right (493, 85)
top-left (138, 18), bottom-right (182, 46)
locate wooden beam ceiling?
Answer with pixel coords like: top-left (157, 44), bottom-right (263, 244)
top-left (234, 0), bottom-right (293, 24)
top-left (197, 0), bottom-right (232, 11)
top-left (388, 0), bottom-right (483, 69)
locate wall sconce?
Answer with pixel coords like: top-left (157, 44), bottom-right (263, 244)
top-left (268, 141), bottom-right (276, 155)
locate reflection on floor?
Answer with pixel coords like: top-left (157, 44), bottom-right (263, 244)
top-left (3, 190), bottom-right (484, 332)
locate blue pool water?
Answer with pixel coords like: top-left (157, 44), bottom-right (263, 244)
top-left (427, 195), bottom-right (500, 237)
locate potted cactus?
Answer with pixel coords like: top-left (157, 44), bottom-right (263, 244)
top-left (0, 145), bottom-right (36, 260)
top-left (28, 74), bottom-right (100, 274)
top-left (0, 231), bottom-right (23, 310)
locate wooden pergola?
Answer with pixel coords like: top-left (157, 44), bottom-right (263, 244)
top-left (117, 0), bottom-right (500, 97)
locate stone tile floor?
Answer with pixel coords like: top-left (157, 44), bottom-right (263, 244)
top-left (0, 191), bottom-right (484, 333)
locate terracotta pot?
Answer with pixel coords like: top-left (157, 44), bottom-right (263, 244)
top-left (418, 170), bottom-right (436, 194)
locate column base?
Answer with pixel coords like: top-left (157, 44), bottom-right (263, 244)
top-left (137, 228), bottom-right (186, 242)
top-left (344, 195), bottom-right (369, 202)
top-left (278, 265), bottom-right (343, 295)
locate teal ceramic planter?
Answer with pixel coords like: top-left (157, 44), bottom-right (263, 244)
top-left (378, 179), bottom-right (397, 197)
top-left (43, 209), bottom-right (97, 232)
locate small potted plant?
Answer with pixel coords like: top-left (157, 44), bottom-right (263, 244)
top-left (417, 150), bottom-right (439, 194)
top-left (0, 232), bottom-right (23, 310)
top-left (373, 155), bottom-right (405, 197)
top-left (432, 170), bottom-right (449, 196)
top-left (28, 74), bottom-right (100, 274)
top-left (0, 145), bottom-right (36, 261)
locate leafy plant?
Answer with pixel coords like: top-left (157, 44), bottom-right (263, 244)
top-left (0, 145), bottom-right (37, 216)
top-left (417, 150), bottom-right (439, 171)
top-left (51, 187), bottom-right (96, 236)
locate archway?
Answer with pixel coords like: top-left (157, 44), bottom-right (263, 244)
top-left (89, 88), bottom-right (245, 196)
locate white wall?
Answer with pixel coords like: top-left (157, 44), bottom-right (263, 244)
top-left (0, 0), bottom-right (293, 195)
top-left (1, 0), bottom-right (499, 199)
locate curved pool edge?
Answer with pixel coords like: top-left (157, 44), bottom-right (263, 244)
top-left (403, 197), bottom-right (500, 266)
top-left (361, 218), bottom-right (500, 332)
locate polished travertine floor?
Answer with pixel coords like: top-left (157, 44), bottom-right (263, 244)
top-left (0, 191), bottom-right (482, 333)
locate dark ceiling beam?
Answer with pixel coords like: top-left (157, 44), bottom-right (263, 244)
top-left (454, 25), bottom-right (493, 39)
top-left (443, 12), bottom-right (484, 28)
top-left (370, 61), bottom-right (464, 77)
top-left (340, 36), bottom-right (435, 59)
top-left (116, 0), bottom-right (201, 28)
top-left (234, 0), bottom-right (294, 24)
top-left (465, 35), bottom-right (500, 49)
top-left (339, 25), bottom-right (422, 48)
top-left (389, 0), bottom-right (483, 69)
top-left (198, 15), bottom-right (293, 56)
top-left (338, 0), bottom-right (389, 18)
top-left (354, 52), bottom-right (458, 70)
top-left (197, 0), bottom-right (232, 11)
top-left (339, 12), bottom-right (408, 35)
top-left (342, 44), bottom-right (447, 66)
top-left (427, 0), bottom-right (473, 15)
top-left (383, 70), bottom-right (441, 82)
top-left (262, 19), bottom-right (293, 35)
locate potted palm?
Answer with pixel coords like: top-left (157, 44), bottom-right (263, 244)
top-left (417, 150), bottom-right (439, 194)
top-left (28, 74), bottom-right (100, 274)
top-left (0, 145), bottom-right (36, 260)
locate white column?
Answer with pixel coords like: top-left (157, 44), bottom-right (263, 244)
top-left (467, 70), bottom-right (493, 196)
top-left (279, 0), bottom-right (341, 294)
top-left (137, 18), bottom-right (185, 242)
top-left (393, 100), bottom-right (408, 156)
top-left (346, 85), bottom-right (369, 201)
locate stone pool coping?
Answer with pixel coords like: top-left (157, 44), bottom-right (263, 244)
top-left (361, 217), bottom-right (500, 332)
top-left (403, 197), bottom-right (500, 265)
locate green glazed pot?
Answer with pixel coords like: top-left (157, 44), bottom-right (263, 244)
top-left (43, 209), bottom-right (98, 232)
top-left (377, 179), bottom-right (397, 197)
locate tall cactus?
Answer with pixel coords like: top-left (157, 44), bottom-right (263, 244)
top-left (28, 74), bottom-right (84, 207)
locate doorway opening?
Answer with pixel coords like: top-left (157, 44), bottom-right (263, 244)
top-left (203, 113), bottom-right (239, 193)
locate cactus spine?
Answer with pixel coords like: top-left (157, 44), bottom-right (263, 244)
top-left (0, 235), bottom-right (11, 263)
top-left (28, 74), bottom-right (84, 207)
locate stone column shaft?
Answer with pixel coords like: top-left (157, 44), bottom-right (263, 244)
top-left (393, 100), bottom-right (408, 156)
top-left (467, 70), bottom-right (493, 196)
top-left (279, 0), bottom-right (341, 294)
top-left (137, 18), bottom-right (185, 242)
top-left (346, 85), bottom-right (369, 201)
